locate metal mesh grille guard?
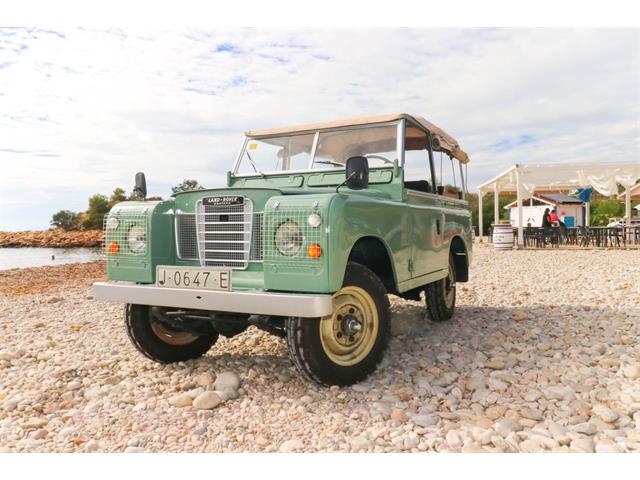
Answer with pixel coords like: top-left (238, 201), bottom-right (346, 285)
top-left (195, 197), bottom-right (254, 269)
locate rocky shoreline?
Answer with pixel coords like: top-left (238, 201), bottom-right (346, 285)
top-left (0, 249), bottom-right (639, 452)
top-left (0, 229), bottom-right (104, 248)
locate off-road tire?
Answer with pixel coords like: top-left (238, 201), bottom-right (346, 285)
top-left (286, 262), bottom-right (390, 386)
top-left (424, 254), bottom-right (456, 322)
top-left (125, 304), bottom-right (218, 363)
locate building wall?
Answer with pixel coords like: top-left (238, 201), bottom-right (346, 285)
top-left (508, 204), bottom-right (584, 227)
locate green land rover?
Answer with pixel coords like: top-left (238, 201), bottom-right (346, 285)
top-left (93, 113), bottom-right (472, 386)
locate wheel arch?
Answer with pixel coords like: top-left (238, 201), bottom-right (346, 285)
top-left (450, 235), bottom-right (469, 282)
top-left (344, 235), bottom-right (398, 294)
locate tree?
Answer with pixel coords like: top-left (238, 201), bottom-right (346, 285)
top-left (590, 199), bottom-right (624, 226)
top-left (467, 192), bottom-right (516, 235)
top-left (171, 179), bottom-right (205, 195)
top-left (109, 187), bottom-right (127, 207)
top-left (83, 194), bottom-right (110, 229)
top-left (50, 210), bottom-right (80, 231)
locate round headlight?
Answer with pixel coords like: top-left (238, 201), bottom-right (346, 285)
top-left (128, 225), bottom-right (147, 254)
top-left (274, 221), bottom-right (303, 256)
top-left (106, 216), bottom-right (119, 230)
top-left (307, 213), bottom-right (322, 228)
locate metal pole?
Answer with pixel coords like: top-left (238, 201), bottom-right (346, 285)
top-left (493, 183), bottom-right (499, 225)
top-left (625, 188), bottom-right (632, 223)
top-left (479, 191), bottom-right (484, 243)
top-left (585, 201), bottom-right (590, 227)
top-left (516, 167), bottom-right (524, 247)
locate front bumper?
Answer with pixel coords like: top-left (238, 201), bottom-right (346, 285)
top-left (92, 282), bottom-right (333, 318)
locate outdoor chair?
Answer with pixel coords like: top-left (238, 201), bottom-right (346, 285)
top-left (578, 226), bottom-right (590, 247)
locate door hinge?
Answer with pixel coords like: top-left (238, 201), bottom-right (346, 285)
top-left (408, 259), bottom-right (414, 272)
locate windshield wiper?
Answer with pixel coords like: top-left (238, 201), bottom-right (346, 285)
top-left (314, 160), bottom-right (344, 167)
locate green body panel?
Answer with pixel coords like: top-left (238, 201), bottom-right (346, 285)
top-left (104, 165), bottom-right (472, 296)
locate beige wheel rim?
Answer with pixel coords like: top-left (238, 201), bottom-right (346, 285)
top-left (444, 263), bottom-right (455, 309)
top-left (319, 286), bottom-right (379, 367)
top-left (150, 321), bottom-right (198, 346)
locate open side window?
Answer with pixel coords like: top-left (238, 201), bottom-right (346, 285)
top-left (403, 124), bottom-right (433, 193)
top-left (432, 146), bottom-right (465, 200)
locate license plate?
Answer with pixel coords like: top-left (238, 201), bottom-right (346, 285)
top-left (156, 266), bottom-right (231, 291)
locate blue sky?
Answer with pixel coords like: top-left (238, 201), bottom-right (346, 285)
top-left (0, 27), bottom-right (638, 230)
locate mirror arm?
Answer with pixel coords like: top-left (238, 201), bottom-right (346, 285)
top-left (336, 171), bottom-right (357, 193)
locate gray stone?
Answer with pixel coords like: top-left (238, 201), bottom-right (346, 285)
top-left (487, 378), bottom-right (508, 391)
top-left (622, 364), bottom-right (640, 380)
top-left (545, 385), bottom-right (576, 402)
top-left (495, 418), bottom-right (523, 438)
top-left (573, 422), bottom-right (598, 435)
top-left (520, 407), bottom-right (543, 421)
top-left (445, 429), bottom-right (463, 449)
top-left (350, 436), bottom-right (372, 451)
top-left (570, 437), bottom-right (595, 453)
top-left (85, 440), bottom-right (100, 452)
top-left (595, 439), bottom-right (622, 453)
top-left (279, 439), bottom-right (303, 452)
top-left (124, 446), bottom-right (146, 453)
top-left (168, 394), bottom-right (192, 408)
top-left (410, 414), bottom-right (438, 428)
top-left (213, 372), bottom-right (240, 391)
top-left (223, 387), bottom-right (240, 400)
top-left (0, 350), bottom-right (16, 361)
top-left (192, 391), bottom-right (222, 410)
top-left (485, 357), bottom-right (506, 370)
top-left (196, 372), bottom-right (216, 387)
top-left (433, 372), bottom-right (458, 387)
top-left (593, 404), bottom-right (619, 423)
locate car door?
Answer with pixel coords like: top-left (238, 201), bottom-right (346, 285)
top-left (403, 129), bottom-right (446, 280)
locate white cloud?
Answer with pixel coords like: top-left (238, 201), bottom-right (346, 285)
top-left (0, 27), bottom-right (638, 230)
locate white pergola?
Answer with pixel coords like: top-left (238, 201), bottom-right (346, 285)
top-left (477, 162), bottom-right (640, 246)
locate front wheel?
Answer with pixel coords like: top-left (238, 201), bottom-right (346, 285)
top-left (125, 304), bottom-right (218, 363)
top-left (286, 262), bottom-right (390, 386)
top-left (424, 255), bottom-right (456, 322)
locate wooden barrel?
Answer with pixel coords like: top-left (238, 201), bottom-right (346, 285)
top-left (492, 224), bottom-right (513, 250)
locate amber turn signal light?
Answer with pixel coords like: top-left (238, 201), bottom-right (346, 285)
top-left (107, 242), bottom-right (120, 254)
top-left (307, 243), bottom-right (322, 258)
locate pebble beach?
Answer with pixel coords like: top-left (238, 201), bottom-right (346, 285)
top-left (0, 246), bottom-right (639, 453)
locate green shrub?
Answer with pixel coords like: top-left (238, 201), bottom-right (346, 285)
top-left (51, 210), bottom-right (80, 231)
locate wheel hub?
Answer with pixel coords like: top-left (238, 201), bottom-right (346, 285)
top-left (319, 286), bottom-right (379, 366)
top-left (343, 315), bottom-right (363, 335)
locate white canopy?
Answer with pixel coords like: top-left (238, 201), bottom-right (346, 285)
top-left (477, 162), bottom-right (640, 246)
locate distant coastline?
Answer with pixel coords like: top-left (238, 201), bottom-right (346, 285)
top-left (0, 229), bottom-right (104, 248)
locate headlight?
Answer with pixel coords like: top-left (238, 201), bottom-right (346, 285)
top-left (307, 213), bottom-right (322, 228)
top-left (128, 225), bottom-right (147, 254)
top-left (106, 216), bottom-right (119, 230)
top-left (274, 221), bottom-right (303, 256)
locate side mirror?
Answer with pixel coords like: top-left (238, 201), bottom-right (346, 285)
top-left (133, 172), bottom-right (147, 200)
top-left (345, 156), bottom-right (369, 190)
top-left (437, 185), bottom-right (444, 195)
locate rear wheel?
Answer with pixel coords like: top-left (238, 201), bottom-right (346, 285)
top-left (125, 304), bottom-right (218, 363)
top-left (424, 255), bottom-right (456, 322)
top-left (286, 262), bottom-right (390, 386)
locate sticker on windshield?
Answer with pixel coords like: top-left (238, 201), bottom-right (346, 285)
top-left (248, 143), bottom-right (257, 150)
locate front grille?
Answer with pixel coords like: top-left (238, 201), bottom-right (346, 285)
top-left (195, 197), bottom-right (254, 269)
top-left (176, 214), bottom-right (198, 260)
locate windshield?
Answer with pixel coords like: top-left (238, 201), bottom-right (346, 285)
top-left (235, 123), bottom-right (398, 174)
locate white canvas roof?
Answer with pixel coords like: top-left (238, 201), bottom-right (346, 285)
top-left (245, 113), bottom-right (470, 164)
top-left (478, 162), bottom-right (640, 197)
